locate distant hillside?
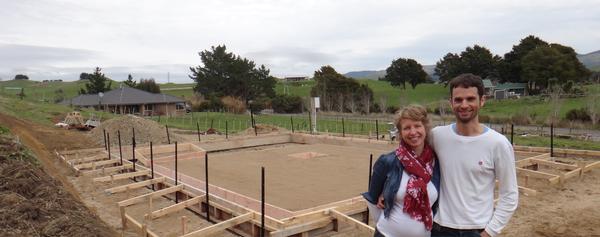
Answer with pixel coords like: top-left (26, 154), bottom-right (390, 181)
top-left (578, 50), bottom-right (600, 71)
top-left (344, 65), bottom-right (439, 81)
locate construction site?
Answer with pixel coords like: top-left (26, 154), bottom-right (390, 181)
top-left (2, 113), bottom-right (600, 237)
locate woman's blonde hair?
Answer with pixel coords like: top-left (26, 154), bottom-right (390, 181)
top-left (394, 104), bottom-right (432, 134)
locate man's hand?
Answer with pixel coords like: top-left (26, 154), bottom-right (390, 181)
top-left (376, 195), bottom-right (385, 209)
top-left (480, 230), bottom-right (491, 237)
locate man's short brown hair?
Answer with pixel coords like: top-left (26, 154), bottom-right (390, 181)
top-left (448, 73), bottom-right (484, 98)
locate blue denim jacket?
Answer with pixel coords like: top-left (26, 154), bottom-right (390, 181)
top-left (362, 151), bottom-right (441, 218)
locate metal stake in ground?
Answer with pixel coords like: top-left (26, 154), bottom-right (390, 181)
top-left (366, 154), bottom-right (373, 225)
top-left (511, 124), bottom-right (514, 145)
top-left (118, 130), bottom-right (123, 166)
top-left (131, 136), bottom-right (137, 182)
top-left (175, 141), bottom-right (178, 203)
top-left (376, 120), bottom-right (379, 140)
top-left (103, 129), bottom-right (107, 150)
top-left (166, 125), bottom-right (171, 144)
top-left (225, 121), bottom-right (228, 139)
top-left (196, 121), bottom-right (201, 142)
top-left (107, 133), bottom-right (111, 160)
top-left (290, 116), bottom-right (295, 133)
top-left (551, 123), bottom-right (554, 157)
top-left (150, 142), bottom-right (154, 191)
top-left (261, 166), bottom-right (265, 237)
top-left (342, 117), bottom-right (345, 137)
top-left (205, 152), bottom-right (210, 222)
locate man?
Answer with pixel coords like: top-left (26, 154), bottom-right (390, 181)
top-left (431, 73), bottom-right (518, 237)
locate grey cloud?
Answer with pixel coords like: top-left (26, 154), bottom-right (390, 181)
top-left (0, 43), bottom-right (98, 67)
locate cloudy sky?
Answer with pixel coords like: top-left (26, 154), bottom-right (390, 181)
top-left (1, 0), bottom-right (599, 83)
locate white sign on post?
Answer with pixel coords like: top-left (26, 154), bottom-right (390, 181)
top-left (314, 97), bottom-right (320, 109)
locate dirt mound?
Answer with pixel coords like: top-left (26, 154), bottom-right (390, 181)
top-left (242, 124), bottom-right (287, 135)
top-left (0, 134), bottom-right (115, 237)
top-left (89, 115), bottom-right (183, 146)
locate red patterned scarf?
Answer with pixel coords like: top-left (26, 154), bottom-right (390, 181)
top-left (395, 141), bottom-right (435, 230)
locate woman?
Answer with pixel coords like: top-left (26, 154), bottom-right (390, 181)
top-left (362, 105), bottom-right (441, 237)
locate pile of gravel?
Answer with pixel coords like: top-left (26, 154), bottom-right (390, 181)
top-left (89, 115), bottom-right (183, 146)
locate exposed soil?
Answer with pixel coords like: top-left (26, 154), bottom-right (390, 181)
top-left (89, 115), bottom-right (184, 146)
top-left (0, 115), bottom-right (116, 237)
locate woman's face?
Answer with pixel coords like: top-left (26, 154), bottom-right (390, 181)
top-left (400, 119), bottom-right (426, 149)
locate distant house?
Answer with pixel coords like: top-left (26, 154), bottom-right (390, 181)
top-left (495, 82), bottom-right (528, 96)
top-left (284, 76), bottom-right (310, 82)
top-left (482, 79), bottom-right (495, 97)
top-left (62, 87), bottom-right (186, 116)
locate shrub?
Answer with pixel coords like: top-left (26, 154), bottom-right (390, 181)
top-left (248, 97), bottom-right (269, 113)
top-left (386, 105), bottom-right (399, 114)
top-left (221, 96), bottom-right (246, 114)
top-left (272, 94), bottom-right (303, 113)
top-left (566, 108), bottom-right (591, 122)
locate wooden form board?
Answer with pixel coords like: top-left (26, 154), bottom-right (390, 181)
top-left (105, 177), bottom-right (166, 194)
top-left (93, 170), bottom-right (150, 182)
top-left (74, 158), bottom-right (120, 170)
top-left (69, 153), bottom-right (108, 165)
top-left (121, 212), bottom-right (160, 237)
top-left (80, 164), bottom-right (133, 176)
top-left (182, 212), bottom-right (255, 237)
top-left (328, 209), bottom-right (374, 235)
top-left (147, 195), bottom-right (205, 220)
top-left (118, 185), bottom-right (184, 207)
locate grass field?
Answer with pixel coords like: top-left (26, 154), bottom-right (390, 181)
top-left (2, 79), bottom-right (599, 123)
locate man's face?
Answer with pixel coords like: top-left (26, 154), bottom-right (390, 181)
top-left (450, 86), bottom-right (485, 123)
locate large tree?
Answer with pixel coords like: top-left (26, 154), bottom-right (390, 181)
top-left (434, 45), bottom-right (501, 85)
top-left (189, 45), bottom-right (276, 104)
top-left (136, 78), bottom-right (161, 93)
top-left (500, 35), bottom-right (549, 83)
top-left (14, 74), bottom-right (29, 80)
top-left (383, 58), bottom-right (427, 89)
top-left (310, 66), bottom-right (373, 113)
top-left (79, 67), bottom-right (112, 94)
top-left (521, 44), bottom-right (591, 93)
top-left (123, 74), bottom-right (137, 87)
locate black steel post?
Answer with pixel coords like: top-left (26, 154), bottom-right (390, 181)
top-left (150, 142), bottom-right (154, 191)
top-left (511, 124), bottom-right (514, 145)
top-left (250, 111), bottom-right (255, 128)
top-left (261, 166), bottom-right (265, 237)
top-left (103, 129), bottom-right (107, 150)
top-left (118, 130), bottom-right (123, 165)
top-left (132, 127), bottom-right (136, 148)
top-left (175, 141), bottom-right (178, 203)
top-left (166, 125), bottom-right (171, 144)
top-left (376, 120), bottom-right (379, 140)
top-left (210, 119), bottom-right (214, 129)
top-left (225, 121), bottom-right (228, 139)
top-left (551, 123), bottom-right (554, 157)
top-left (290, 116), bottom-right (295, 133)
top-left (342, 118), bottom-right (345, 137)
top-left (132, 136), bottom-right (136, 181)
top-left (197, 121), bottom-right (201, 142)
top-left (107, 133), bottom-right (111, 160)
top-left (367, 154), bottom-right (373, 225)
top-left (205, 152), bottom-right (210, 222)
top-left (308, 111), bottom-right (312, 134)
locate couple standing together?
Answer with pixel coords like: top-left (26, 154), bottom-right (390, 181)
top-left (363, 74), bottom-right (518, 237)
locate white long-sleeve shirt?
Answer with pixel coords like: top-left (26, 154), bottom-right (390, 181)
top-left (431, 124), bottom-right (518, 237)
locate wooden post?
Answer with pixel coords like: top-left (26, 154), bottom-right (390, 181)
top-left (181, 216), bottom-right (188, 235)
top-left (107, 133), bottom-right (111, 160)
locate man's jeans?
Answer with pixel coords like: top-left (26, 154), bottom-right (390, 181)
top-left (431, 223), bottom-right (484, 237)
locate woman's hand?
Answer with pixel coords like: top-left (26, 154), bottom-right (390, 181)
top-left (376, 195), bottom-right (385, 209)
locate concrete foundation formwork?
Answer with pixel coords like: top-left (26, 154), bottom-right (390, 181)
top-left (55, 132), bottom-right (600, 237)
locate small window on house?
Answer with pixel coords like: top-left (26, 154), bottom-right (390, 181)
top-left (176, 103), bottom-right (185, 110)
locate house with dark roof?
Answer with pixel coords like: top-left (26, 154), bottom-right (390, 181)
top-left (62, 87), bottom-right (187, 116)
